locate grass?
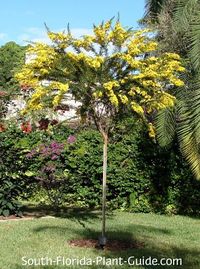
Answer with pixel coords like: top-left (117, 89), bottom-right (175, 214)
top-left (0, 209), bottom-right (199, 269)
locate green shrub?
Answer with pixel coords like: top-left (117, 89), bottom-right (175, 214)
top-left (0, 124), bottom-right (37, 216)
top-left (1, 119), bottom-right (200, 216)
top-left (60, 119), bottom-right (154, 210)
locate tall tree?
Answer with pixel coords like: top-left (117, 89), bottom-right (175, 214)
top-left (143, 0), bottom-right (171, 24)
top-left (16, 19), bottom-right (184, 246)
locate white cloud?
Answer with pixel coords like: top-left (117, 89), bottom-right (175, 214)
top-left (18, 27), bottom-right (93, 45)
top-left (18, 27), bottom-right (49, 44)
top-left (0, 33), bottom-right (7, 40)
top-left (71, 28), bottom-right (93, 37)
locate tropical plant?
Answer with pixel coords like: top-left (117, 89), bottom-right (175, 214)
top-left (143, 0), bottom-right (171, 24)
top-left (143, 0), bottom-right (200, 179)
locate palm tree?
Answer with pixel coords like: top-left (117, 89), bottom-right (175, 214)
top-left (143, 0), bottom-right (170, 23)
top-left (143, 0), bottom-right (200, 179)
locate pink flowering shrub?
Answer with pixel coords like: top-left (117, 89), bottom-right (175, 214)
top-left (26, 137), bottom-right (76, 206)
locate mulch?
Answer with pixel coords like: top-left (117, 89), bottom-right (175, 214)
top-left (68, 239), bottom-right (144, 251)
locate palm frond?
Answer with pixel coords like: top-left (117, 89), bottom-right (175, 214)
top-left (174, 0), bottom-right (198, 30)
top-left (143, 0), bottom-right (168, 23)
top-left (189, 15), bottom-right (200, 72)
top-left (174, 0), bottom-right (200, 71)
top-left (155, 106), bottom-right (176, 147)
top-left (143, 0), bottom-right (200, 179)
top-left (176, 96), bottom-right (200, 179)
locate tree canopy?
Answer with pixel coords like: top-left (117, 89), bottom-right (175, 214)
top-left (15, 18), bottom-right (185, 247)
top-left (16, 19), bottom-right (184, 137)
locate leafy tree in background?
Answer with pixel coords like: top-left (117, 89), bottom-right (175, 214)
top-left (0, 41), bottom-right (26, 119)
top-left (16, 19), bottom-right (184, 246)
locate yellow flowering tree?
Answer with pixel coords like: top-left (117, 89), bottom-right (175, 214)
top-left (16, 19), bottom-right (184, 247)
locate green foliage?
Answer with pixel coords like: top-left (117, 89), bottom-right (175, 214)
top-left (0, 124), bottom-right (35, 216)
top-left (143, 0), bottom-right (200, 180)
top-left (0, 42), bottom-right (26, 119)
top-left (0, 42), bottom-right (26, 91)
top-left (0, 121), bottom-right (199, 216)
top-left (64, 129), bottom-right (103, 208)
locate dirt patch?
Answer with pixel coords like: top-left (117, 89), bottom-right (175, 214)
top-left (0, 214), bottom-right (55, 221)
top-left (0, 215), bottom-right (23, 220)
top-left (68, 239), bottom-right (144, 251)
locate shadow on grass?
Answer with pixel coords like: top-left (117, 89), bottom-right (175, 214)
top-left (12, 206), bottom-right (200, 269)
top-left (22, 204), bottom-right (113, 218)
top-left (30, 221), bottom-right (200, 269)
top-left (12, 240), bottom-right (200, 269)
top-left (22, 204), bottom-right (105, 227)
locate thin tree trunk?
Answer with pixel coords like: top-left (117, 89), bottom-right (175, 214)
top-left (102, 134), bottom-right (108, 239)
top-left (97, 132), bottom-right (108, 247)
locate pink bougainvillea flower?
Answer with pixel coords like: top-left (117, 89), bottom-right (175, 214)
top-left (67, 135), bottom-right (76, 144)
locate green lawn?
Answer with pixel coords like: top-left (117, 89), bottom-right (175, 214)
top-left (0, 210), bottom-right (199, 269)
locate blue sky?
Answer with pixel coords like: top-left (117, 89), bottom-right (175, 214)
top-left (0, 0), bottom-right (145, 45)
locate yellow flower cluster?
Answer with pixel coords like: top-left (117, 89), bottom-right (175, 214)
top-left (103, 81), bottom-right (120, 91)
top-left (158, 92), bottom-right (176, 107)
top-left (169, 77), bottom-right (184, 87)
top-left (67, 52), bottom-right (104, 69)
top-left (73, 35), bottom-right (95, 50)
top-left (144, 92), bottom-right (176, 113)
top-left (148, 123), bottom-right (156, 138)
top-left (22, 82), bottom-right (69, 112)
top-left (23, 85), bottom-right (46, 112)
top-left (109, 22), bottom-right (130, 46)
top-left (131, 101), bottom-right (144, 114)
top-left (120, 54), bottom-right (141, 68)
top-left (119, 94), bottom-right (129, 104)
top-left (93, 21), bottom-right (111, 44)
top-left (93, 91), bottom-right (103, 99)
top-left (28, 43), bottom-right (57, 67)
top-left (128, 30), bottom-right (157, 56)
top-left (85, 56), bottom-right (104, 69)
top-left (48, 31), bottom-right (72, 49)
top-left (15, 68), bottom-right (38, 88)
top-left (103, 81), bottom-right (120, 106)
top-left (50, 81), bottom-right (69, 92)
top-left (164, 53), bottom-right (181, 60)
top-left (50, 82), bottom-right (69, 107)
top-left (15, 19), bottom-right (185, 119)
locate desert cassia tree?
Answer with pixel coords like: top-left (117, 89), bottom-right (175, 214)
top-left (16, 19), bottom-right (184, 246)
